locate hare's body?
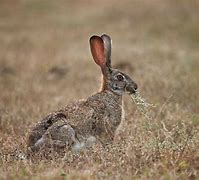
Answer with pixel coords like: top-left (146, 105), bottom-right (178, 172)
top-left (27, 34), bottom-right (137, 154)
top-left (28, 91), bottom-right (122, 152)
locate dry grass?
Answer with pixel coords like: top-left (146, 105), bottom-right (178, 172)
top-left (0, 0), bottom-right (199, 179)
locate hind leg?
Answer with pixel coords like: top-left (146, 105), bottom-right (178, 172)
top-left (27, 111), bottom-right (67, 153)
top-left (33, 120), bottom-right (78, 152)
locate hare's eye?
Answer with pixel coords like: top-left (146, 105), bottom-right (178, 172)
top-left (116, 74), bottom-right (124, 81)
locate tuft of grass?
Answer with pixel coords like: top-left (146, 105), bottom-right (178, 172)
top-left (130, 91), bottom-right (156, 120)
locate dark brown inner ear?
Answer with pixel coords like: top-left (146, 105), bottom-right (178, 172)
top-left (90, 36), bottom-right (106, 67)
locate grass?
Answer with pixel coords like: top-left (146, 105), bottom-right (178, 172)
top-left (0, 0), bottom-right (199, 179)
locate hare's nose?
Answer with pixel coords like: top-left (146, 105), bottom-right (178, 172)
top-left (126, 83), bottom-right (137, 94)
top-left (134, 83), bottom-right (138, 91)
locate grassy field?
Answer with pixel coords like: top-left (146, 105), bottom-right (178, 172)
top-left (0, 0), bottom-right (199, 179)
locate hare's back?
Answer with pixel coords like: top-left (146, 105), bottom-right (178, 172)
top-left (62, 99), bottom-right (106, 127)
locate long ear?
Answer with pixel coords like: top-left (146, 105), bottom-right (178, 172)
top-left (101, 34), bottom-right (112, 68)
top-left (90, 35), bottom-right (106, 67)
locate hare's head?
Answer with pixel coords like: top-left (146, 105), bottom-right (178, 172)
top-left (90, 34), bottom-right (137, 95)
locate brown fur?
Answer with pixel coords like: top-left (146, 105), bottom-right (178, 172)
top-left (27, 34), bottom-right (137, 155)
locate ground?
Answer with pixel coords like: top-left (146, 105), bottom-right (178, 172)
top-left (0, 0), bottom-right (199, 179)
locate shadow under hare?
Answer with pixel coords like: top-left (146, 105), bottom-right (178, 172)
top-left (27, 34), bottom-right (138, 155)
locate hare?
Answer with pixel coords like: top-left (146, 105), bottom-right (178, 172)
top-left (27, 34), bottom-right (138, 154)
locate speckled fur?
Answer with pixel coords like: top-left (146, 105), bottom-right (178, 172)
top-left (27, 34), bottom-right (137, 155)
top-left (27, 90), bottom-right (122, 153)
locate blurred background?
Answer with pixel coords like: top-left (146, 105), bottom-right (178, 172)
top-left (0, 0), bottom-right (199, 179)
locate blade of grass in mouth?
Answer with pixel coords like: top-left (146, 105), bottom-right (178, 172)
top-left (130, 91), bottom-right (156, 120)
